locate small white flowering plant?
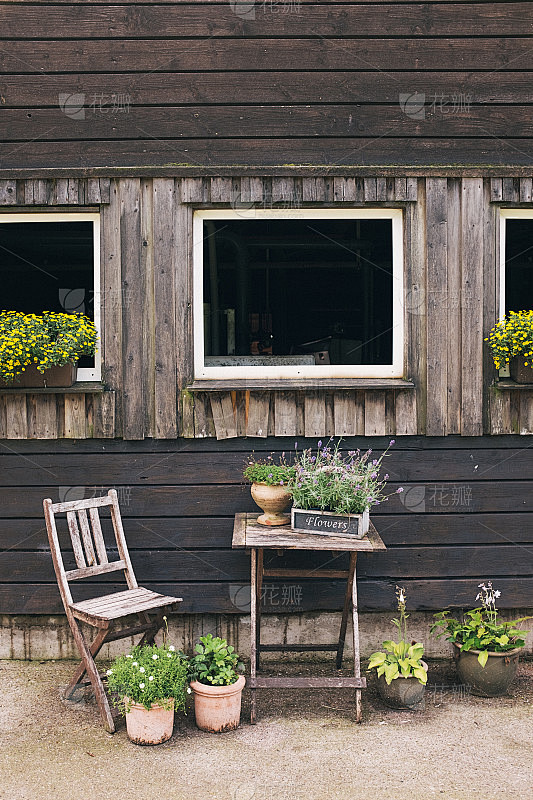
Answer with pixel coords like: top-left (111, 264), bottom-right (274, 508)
top-left (367, 586), bottom-right (427, 685)
top-left (289, 438), bottom-right (403, 515)
top-left (106, 641), bottom-right (189, 712)
top-left (188, 634), bottom-right (244, 686)
top-left (431, 582), bottom-right (531, 668)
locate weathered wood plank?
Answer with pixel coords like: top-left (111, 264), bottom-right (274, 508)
top-left (210, 393), bottom-right (237, 440)
top-left (304, 391), bottom-right (326, 438)
top-left (141, 178), bottom-right (155, 438)
top-left (425, 178), bottom-right (448, 436)
top-left (27, 395), bottom-right (58, 439)
top-left (274, 392), bottom-right (298, 437)
top-left (502, 177), bottom-right (520, 203)
top-left (363, 177), bottom-right (376, 202)
top-left (333, 391), bottom-right (364, 436)
top-left (519, 178), bottom-right (533, 203)
top-left (489, 388), bottom-right (512, 435)
top-left (364, 392), bottom-right (386, 436)
top-left (461, 178), bottom-right (484, 436)
top-left (394, 390), bottom-right (417, 436)
top-left (490, 178), bottom-right (503, 202)
top-left (247, 392), bottom-right (270, 438)
top-left (91, 391), bottom-right (115, 439)
top-left (482, 180), bottom-right (498, 435)
top-left (175, 195), bottom-right (193, 391)
top-left (0, 180), bottom-right (16, 205)
top-left (447, 178), bottom-right (462, 435)
top-left (405, 190), bottom-right (426, 432)
top-left (519, 391), bottom-right (533, 435)
top-left (153, 178), bottom-right (178, 438)
top-left (63, 394), bottom-right (87, 439)
top-left (100, 180), bottom-right (122, 436)
top-left (3, 396), bottom-right (28, 439)
top-left (193, 393), bottom-right (216, 438)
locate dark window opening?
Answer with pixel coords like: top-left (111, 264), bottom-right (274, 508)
top-left (202, 218), bottom-right (393, 367)
top-left (0, 221), bottom-right (95, 368)
top-left (505, 219), bottom-right (533, 312)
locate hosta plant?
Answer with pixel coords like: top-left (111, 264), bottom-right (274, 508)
top-left (368, 587), bottom-right (427, 685)
top-left (431, 582), bottom-right (530, 667)
top-left (188, 634), bottom-right (244, 686)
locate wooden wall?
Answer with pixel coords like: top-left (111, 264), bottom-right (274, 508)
top-left (1, 435), bottom-right (532, 615)
top-left (1, 1), bottom-right (533, 170)
top-left (1, 174), bottom-right (532, 439)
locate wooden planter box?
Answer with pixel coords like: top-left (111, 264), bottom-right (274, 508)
top-left (510, 356), bottom-right (533, 385)
top-left (0, 362), bottom-right (76, 389)
top-left (291, 508), bottom-right (370, 539)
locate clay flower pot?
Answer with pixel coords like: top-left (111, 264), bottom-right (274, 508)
top-left (251, 482), bottom-right (291, 526)
top-left (190, 675), bottom-right (246, 732)
top-left (375, 661), bottom-right (428, 709)
top-left (453, 643), bottom-right (522, 697)
top-left (124, 697), bottom-right (175, 745)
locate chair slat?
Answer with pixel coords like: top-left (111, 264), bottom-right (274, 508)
top-left (78, 509), bottom-right (97, 567)
top-left (50, 495), bottom-right (113, 514)
top-left (66, 511), bottom-right (86, 568)
top-left (65, 560), bottom-right (126, 581)
top-left (88, 507), bottom-right (108, 565)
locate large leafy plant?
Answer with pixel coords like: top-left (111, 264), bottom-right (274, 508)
top-left (106, 641), bottom-right (189, 712)
top-left (289, 438), bottom-right (403, 515)
top-left (368, 587), bottom-right (427, 685)
top-left (188, 634), bottom-right (244, 686)
top-left (0, 310), bottom-right (97, 383)
top-left (431, 582), bottom-right (530, 667)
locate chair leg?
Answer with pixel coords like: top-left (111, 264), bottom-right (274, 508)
top-left (67, 614), bottom-right (116, 733)
top-left (66, 625), bottom-right (110, 695)
top-left (137, 607), bottom-right (169, 646)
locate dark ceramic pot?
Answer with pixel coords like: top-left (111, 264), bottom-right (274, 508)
top-left (453, 643), bottom-right (522, 697)
top-left (376, 660), bottom-right (428, 709)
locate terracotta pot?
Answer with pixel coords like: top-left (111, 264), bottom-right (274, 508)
top-left (453, 643), bottom-right (522, 697)
top-left (0, 362), bottom-right (76, 389)
top-left (375, 660), bottom-right (428, 709)
top-left (509, 356), bottom-right (533, 384)
top-left (251, 482), bottom-right (291, 526)
top-left (190, 674), bottom-right (246, 732)
top-left (124, 697), bottom-right (174, 745)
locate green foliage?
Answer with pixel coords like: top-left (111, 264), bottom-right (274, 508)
top-left (106, 642), bottom-right (189, 712)
top-left (431, 582), bottom-right (531, 668)
top-left (243, 453), bottom-right (296, 486)
top-left (367, 586), bottom-right (427, 685)
top-left (0, 311), bottom-right (97, 383)
top-left (188, 634), bottom-right (244, 686)
top-left (288, 438), bottom-right (402, 514)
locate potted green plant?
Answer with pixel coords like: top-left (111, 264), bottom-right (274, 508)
top-left (188, 634), bottom-right (246, 732)
top-left (0, 310), bottom-right (97, 387)
top-left (106, 641), bottom-right (189, 745)
top-left (367, 586), bottom-right (428, 709)
top-left (288, 438), bottom-right (403, 538)
top-left (431, 582), bottom-right (531, 697)
top-left (485, 309), bottom-right (533, 383)
top-left (243, 453), bottom-right (296, 526)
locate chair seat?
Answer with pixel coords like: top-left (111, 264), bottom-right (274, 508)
top-left (70, 587), bottom-right (182, 625)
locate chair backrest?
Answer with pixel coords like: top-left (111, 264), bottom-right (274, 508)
top-left (43, 489), bottom-right (138, 608)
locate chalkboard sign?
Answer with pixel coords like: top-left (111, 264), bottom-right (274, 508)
top-left (291, 508), bottom-right (369, 539)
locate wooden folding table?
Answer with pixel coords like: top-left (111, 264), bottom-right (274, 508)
top-left (232, 512), bottom-right (386, 723)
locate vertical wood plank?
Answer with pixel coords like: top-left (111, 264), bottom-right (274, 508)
top-left (239, 177), bottom-right (251, 204)
top-left (447, 178), bottom-right (462, 434)
top-left (488, 388), bottom-right (511, 435)
top-left (406, 177), bottom-right (418, 201)
top-left (364, 391), bottom-right (386, 436)
top-left (490, 178), bottom-right (503, 202)
top-left (153, 178), bottom-right (178, 438)
top-left (250, 177), bottom-right (264, 203)
top-left (193, 393), bottom-right (216, 438)
top-left (394, 178), bottom-right (407, 201)
top-left (0, 396), bottom-right (6, 438)
top-left (210, 393), bottom-right (237, 439)
top-left (502, 177), bottom-right (519, 203)
top-left (406, 183), bottom-right (426, 433)
top-left (87, 178), bottom-right (102, 204)
top-left (179, 389), bottom-right (195, 438)
top-left (64, 394), bottom-right (87, 439)
top-left (376, 177), bottom-right (387, 202)
top-left (98, 178), bottom-right (111, 204)
top-left (272, 177), bottom-right (294, 204)
top-left (210, 177), bottom-right (233, 203)
top-left (120, 178), bottom-right (144, 439)
top-left (363, 178), bottom-right (376, 202)
top-left (325, 391), bottom-right (335, 436)
top-left (426, 178), bottom-right (448, 436)
top-left (28, 395), bottom-right (58, 439)
top-left (100, 179), bottom-right (122, 436)
top-left (181, 177), bottom-right (207, 203)
top-left (520, 178), bottom-right (533, 203)
top-left (483, 179), bottom-right (498, 435)
top-left (247, 392), bottom-right (270, 438)
top-left (333, 391), bottom-right (363, 436)
top-left (175, 192), bottom-right (194, 392)
top-left (333, 177), bottom-right (356, 202)
top-left (0, 180), bottom-right (16, 205)
top-left (302, 178), bottom-right (325, 202)
top-left (3, 396), bottom-right (27, 438)
top-left (141, 179), bottom-right (155, 438)
top-left (461, 178), bottom-right (484, 436)
top-left (395, 390), bottom-right (417, 435)
top-left (304, 391), bottom-right (326, 437)
top-left (274, 392), bottom-right (297, 437)
top-left (519, 392), bottom-right (533, 435)
top-left (235, 390), bottom-right (247, 437)
top-left (91, 391), bottom-right (116, 438)
top-left (385, 390), bottom-right (396, 435)
top-left (54, 179), bottom-right (69, 204)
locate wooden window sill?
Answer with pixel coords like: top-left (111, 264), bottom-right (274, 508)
top-left (188, 378), bottom-right (415, 391)
top-left (0, 382), bottom-right (106, 394)
top-left (495, 380), bottom-right (533, 389)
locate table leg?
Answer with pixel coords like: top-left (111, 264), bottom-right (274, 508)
top-left (255, 549), bottom-right (264, 671)
top-left (350, 553), bottom-right (363, 723)
top-left (336, 552), bottom-right (357, 669)
top-left (250, 547), bottom-right (257, 724)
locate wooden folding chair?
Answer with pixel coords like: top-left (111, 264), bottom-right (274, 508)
top-left (43, 489), bottom-right (182, 733)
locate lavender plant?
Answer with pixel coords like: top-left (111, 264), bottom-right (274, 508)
top-left (288, 438), bottom-right (403, 515)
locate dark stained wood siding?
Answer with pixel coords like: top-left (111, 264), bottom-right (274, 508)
top-left (1, 435), bottom-right (532, 614)
top-left (0, 2), bottom-right (533, 171)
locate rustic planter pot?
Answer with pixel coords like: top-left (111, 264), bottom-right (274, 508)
top-left (190, 675), bottom-right (246, 732)
top-left (509, 356), bottom-right (533, 384)
top-left (124, 697), bottom-right (175, 745)
top-left (453, 643), bottom-right (522, 697)
top-left (291, 507), bottom-right (369, 539)
top-left (376, 661), bottom-right (428, 709)
top-left (251, 482), bottom-right (291, 526)
top-left (0, 362), bottom-right (76, 389)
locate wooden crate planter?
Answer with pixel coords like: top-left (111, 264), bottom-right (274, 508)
top-left (0, 362), bottom-right (76, 389)
top-left (291, 508), bottom-right (370, 539)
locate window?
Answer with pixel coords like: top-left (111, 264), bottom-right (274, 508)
top-left (0, 212), bottom-right (101, 381)
top-left (500, 210), bottom-right (533, 317)
top-left (193, 209), bottom-right (404, 380)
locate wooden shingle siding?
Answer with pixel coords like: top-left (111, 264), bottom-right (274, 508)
top-left (1, 435), bottom-right (532, 614)
top-left (1, 2), bottom-right (533, 171)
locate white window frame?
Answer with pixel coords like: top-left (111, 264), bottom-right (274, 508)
top-left (0, 212), bottom-right (101, 382)
top-left (499, 209), bottom-right (533, 318)
top-left (193, 208), bottom-right (404, 380)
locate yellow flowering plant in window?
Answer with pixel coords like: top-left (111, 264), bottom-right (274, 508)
top-left (485, 310), bottom-right (533, 370)
top-left (0, 310), bottom-right (97, 384)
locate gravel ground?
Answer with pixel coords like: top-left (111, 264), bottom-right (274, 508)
top-left (1, 658), bottom-right (533, 800)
